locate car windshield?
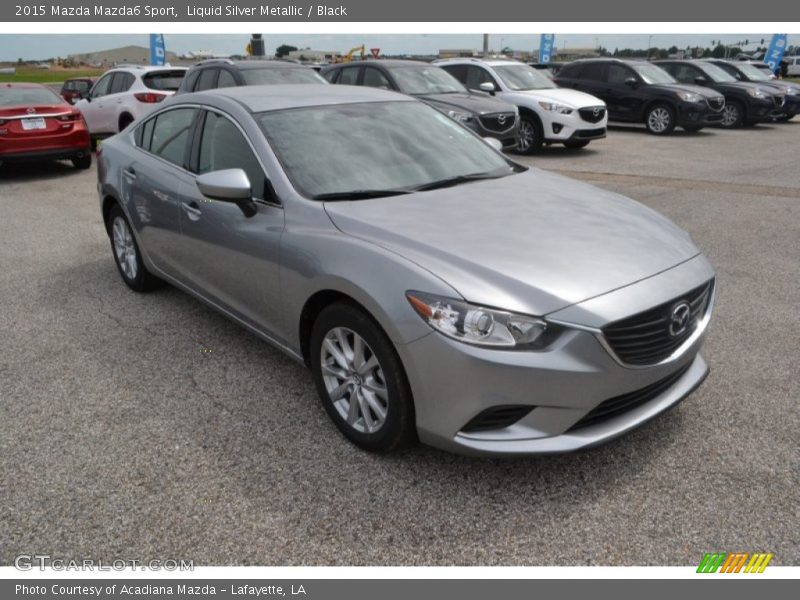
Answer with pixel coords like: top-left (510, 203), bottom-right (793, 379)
top-left (492, 64), bottom-right (556, 90)
top-left (735, 63), bottom-right (771, 81)
top-left (698, 62), bottom-right (737, 83)
top-left (390, 66), bottom-right (467, 94)
top-left (0, 87), bottom-right (62, 106)
top-left (631, 64), bottom-right (676, 85)
top-left (143, 70), bottom-right (186, 91)
top-left (242, 68), bottom-right (327, 85)
top-left (258, 101), bottom-right (516, 200)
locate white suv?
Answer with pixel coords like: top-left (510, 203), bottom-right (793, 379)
top-left (436, 58), bottom-right (608, 153)
top-left (75, 65), bottom-right (187, 142)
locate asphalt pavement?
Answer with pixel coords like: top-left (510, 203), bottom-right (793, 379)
top-left (0, 121), bottom-right (798, 566)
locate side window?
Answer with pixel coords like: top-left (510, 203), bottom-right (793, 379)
top-left (217, 69), bottom-right (237, 88)
top-left (149, 108), bottom-right (197, 167)
top-left (673, 64), bottom-right (700, 84)
top-left (363, 67), bottom-right (391, 89)
top-left (338, 67), bottom-right (360, 85)
top-left (91, 73), bottom-right (113, 98)
top-left (579, 63), bottom-right (606, 81)
top-left (137, 117), bottom-right (156, 150)
top-left (198, 112), bottom-right (266, 200)
top-left (109, 72), bottom-right (135, 95)
top-left (322, 69), bottom-right (338, 83)
top-left (183, 70), bottom-right (200, 92)
top-left (465, 66), bottom-right (497, 90)
top-left (196, 68), bottom-right (219, 91)
top-left (441, 65), bottom-right (467, 83)
top-left (607, 64), bottom-right (634, 84)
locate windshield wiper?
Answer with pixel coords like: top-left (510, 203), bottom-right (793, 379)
top-left (412, 171), bottom-right (509, 192)
top-left (312, 189), bottom-right (412, 201)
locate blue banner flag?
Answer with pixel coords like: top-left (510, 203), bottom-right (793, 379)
top-left (764, 34), bottom-right (787, 73)
top-left (539, 34), bottom-right (555, 64)
top-left (149, 34), bottom-right (166, 66)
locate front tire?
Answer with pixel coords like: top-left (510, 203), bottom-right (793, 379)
top-left (107, 204), bottom-right (163, 292)
top-left (310, 302), bottom-right (416, 452)
top-left (720, 100), bottom-right (744, 128)
top-left (645, 104), bottom-right (676, 135)
top-left (516, 114), bottom-right (544, 154)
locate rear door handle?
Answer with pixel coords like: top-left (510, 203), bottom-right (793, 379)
top-left (122, 167), bottom-right (136, 181)
top-left (181, 201), bottom-right (202, 220)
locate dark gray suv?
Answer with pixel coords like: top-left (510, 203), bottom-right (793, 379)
top-left (321, 60), bottom-right (520, 149)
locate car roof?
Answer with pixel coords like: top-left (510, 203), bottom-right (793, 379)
top-left (192, 59), bottom-right (313, 70)
top-left (437, 58), bottom-right (523, 66)
top-left (325, 59), bottom-right (431, 69)
top-left (189, 83), bottom-right (413, 112)
top-left (110, 65), bottom-right (187, 73)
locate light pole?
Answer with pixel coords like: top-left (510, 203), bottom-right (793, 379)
top-left (647, 35), bottom-right (653, 60)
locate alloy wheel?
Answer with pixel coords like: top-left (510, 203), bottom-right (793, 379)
top-left (722, 104), bottom-right (739, 127)
top-left (320, 327), bottom-right (389, 434)
top-left (112, 216), bottom-right (138, 280)
top-left (647, 107), bottom-right (671, 133)
top-left (518, 119), bottom-right (535, 151)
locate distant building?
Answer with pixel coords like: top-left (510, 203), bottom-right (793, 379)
top-left (68, 45), bottom-right (181, 67)
top-left (287, 50), bottom-right (341, 63)
top-left (438, 49), bottom-right (476, 59)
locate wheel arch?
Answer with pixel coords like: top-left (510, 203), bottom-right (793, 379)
top-left (642, 98), bottom-right (677, 123)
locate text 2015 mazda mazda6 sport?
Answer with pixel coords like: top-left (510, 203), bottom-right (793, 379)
top-left (97, 84), bottom-right (715, 456)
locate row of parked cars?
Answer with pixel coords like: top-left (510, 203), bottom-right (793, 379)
top-left (1, 56), bottom-right (798, 173)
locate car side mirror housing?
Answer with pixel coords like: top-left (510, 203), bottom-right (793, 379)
top-left (694, 76), bottom-right (708, 85)
top-left (482, 137), bottom-right (504, 152)
top-left (196, 168), bottom-right (257, 217)
top-left (479, 81), bottom-right (496, 93)
top-left (624, 77), bottom-right (638, 88)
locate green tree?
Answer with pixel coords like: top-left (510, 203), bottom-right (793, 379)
top-left (711, 44), bottom-right (727, 58)
top-left (275, 44), bottom-right (298, 58)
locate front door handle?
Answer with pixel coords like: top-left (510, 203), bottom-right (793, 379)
top-left (181, 201), bottom-right (202, 220)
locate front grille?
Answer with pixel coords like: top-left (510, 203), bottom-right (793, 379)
top-left (579, 106), bottom-right (606, 123)
top-left (602, 279), bottom-right (714, 366)
top-left (461, 405), bottom-right (534, 433)
top-left (479, 112), bottom-right (516, 132)
top-left (706, 97), bottom-right (725, 112)
top-left (774, 95), bottom-right (786, 108)
top-left (567, 363), bottom-right (691, 432)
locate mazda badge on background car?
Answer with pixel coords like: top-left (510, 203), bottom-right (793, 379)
top-left (97, 85), bottom-right (715, 456)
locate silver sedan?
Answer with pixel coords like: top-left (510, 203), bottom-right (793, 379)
top-left (97, 84), bottom-right (715, 456)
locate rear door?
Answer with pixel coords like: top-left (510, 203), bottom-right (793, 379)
top-left (105, 72), bottom-right (135, 132)
top-left (124, 106), bottom-right (200, 276)
top-left (174, 109), bottom-right (285, 335)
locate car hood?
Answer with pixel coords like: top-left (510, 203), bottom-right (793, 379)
top-left (759, 80), bottom-right (800, 95)
top-left (649, 83), bottom-right (724, 99)
top-left (502, 87), bottom-right (605, 108)
top-left (417, 93), bottom-right (515, 115)
top-left (324, 169), bottom-right (700, 317)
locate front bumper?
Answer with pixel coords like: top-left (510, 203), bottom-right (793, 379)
top-left (397, 254), bottom-right (715, 456)
top-left (541, 109), bottom-right (608, 142)
top-left (676, 101), bottom-right (724, 127)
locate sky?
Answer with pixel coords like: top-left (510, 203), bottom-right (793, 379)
top-left (0, 33), bottom-right (797, 61)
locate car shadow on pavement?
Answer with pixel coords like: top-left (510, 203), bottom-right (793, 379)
top-left (0, 159), bottom-right (91, 183)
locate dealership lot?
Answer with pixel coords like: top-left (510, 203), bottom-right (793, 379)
top-left (0, 123), bottom-right (798, 565)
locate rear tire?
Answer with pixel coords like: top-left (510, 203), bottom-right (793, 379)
top-left (71, 152), bottom-right (92, 170)
top-left (563, 139), bottom-right (590, 149)
top-left (645, 104), bottom-right (676, 135)
top-left (310, 302), bottom-right (416, 453)
top-left (107, 204), bottom-right (164, 293)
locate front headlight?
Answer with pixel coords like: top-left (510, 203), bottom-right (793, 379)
top-left (406, 291), bottom-right (549, 349)
top-left (747, 87), bottom-right (767, 98)
top-left (538, 101), bottom-right (573, 114)
top-left (447, 109), bottom-right (473, 124)
top-left (676, 91), bottom-right (703, 102)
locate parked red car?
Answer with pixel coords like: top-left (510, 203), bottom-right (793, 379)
top-left (60, 77), bottom-right (95, 104)
top-left (0, 83), bottom-right (92, 169)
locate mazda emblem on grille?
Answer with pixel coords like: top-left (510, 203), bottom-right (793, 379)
top-left (497, 114), bottom-right (506, 125)
top-left (668, 302), bottom-right (692, 337)
top-left (26, 107), bottom-right (36, 114)
top-left (593, 107), bottom-right (601, 117)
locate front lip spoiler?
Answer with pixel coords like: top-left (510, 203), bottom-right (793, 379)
top-left (548, 281), bottom-right (716, 370)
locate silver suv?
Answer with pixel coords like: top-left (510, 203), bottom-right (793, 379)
top-left (97, 85), bottom-right (714, 456)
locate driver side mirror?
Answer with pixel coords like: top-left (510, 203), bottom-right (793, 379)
top-left (624, 77), bottom-right (638, 88)
top-left (694, 76), bottom-right (708, 85)
top-left (479, 81), bottom-right (496, 94)
top-left (196, 168), bottom-right (257, 218)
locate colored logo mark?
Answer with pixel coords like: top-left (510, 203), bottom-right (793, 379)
top-left (697, 552), bottom-right (773, 573)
